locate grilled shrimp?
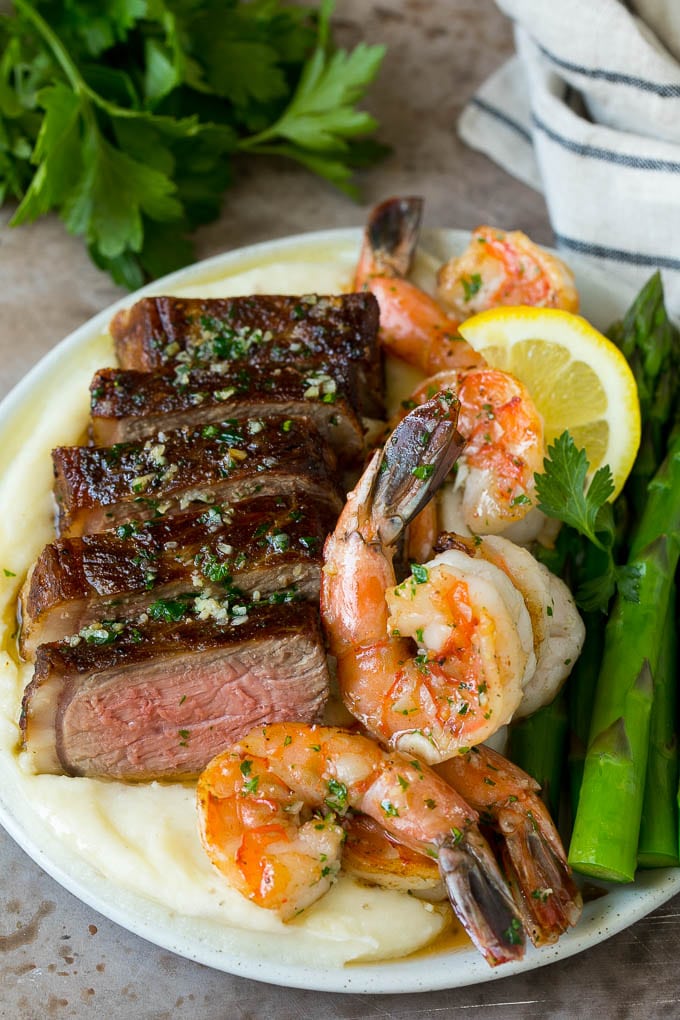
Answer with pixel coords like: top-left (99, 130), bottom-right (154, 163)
top-left (465, 535), bottom-right (585, 719)
top-left (436, 745), bottom-right (582, 946)
top-left (436, 225), bottom-right (579, 319)
top-left (354, 196), bottom-right (484, 374)
top-left (407, 369), bottom-right (545, 536)
top-left (342, 744), bottom-right (582, 947)
top-left (401, 528), bottom-right (585, 721)
top-left (197, 722), bottom-right (526, 965)
top-left (355, 198), bottom-right (547, 539)
top-left (321, 395), bottom-right (538, 764)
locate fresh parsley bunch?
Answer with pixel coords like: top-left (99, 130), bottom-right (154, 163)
top-left (0, 0), bottom-right (386, 288)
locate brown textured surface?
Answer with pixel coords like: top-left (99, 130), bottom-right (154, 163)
top-left (89, 363), bottom-right (365, 460)
top-left (52, 413), bottom-right (342, 535)
top-left (21, 493), bottom-right (335, 654)
top-left (1, 0), bottom-right (676, 1015)
top-left (109, 292), bottom-right (383, 416)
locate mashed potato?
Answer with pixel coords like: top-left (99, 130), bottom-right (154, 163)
top-left (0, 236), bottom-right (454, 967)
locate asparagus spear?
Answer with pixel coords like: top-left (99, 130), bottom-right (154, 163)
top-left (638, 586), bottom-right (678, 868)
top-left (568, 427), bottom-right (680, 881)
top-left (513, 275), bottom-right (678, 852)
top-left (567, 611), bottom-right (604, 819)
top-left (530, 275), bottom-right (680, 841)
top-left (608, 271), bottom-right (680, 520)
top-left (507, 693), bottom-right (568, 820)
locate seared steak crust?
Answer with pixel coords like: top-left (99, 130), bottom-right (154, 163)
top-left (109, 293), bottom-right (383, 416)
top-left (21, 493), bottom-right (335, 655)
top-left (53, 414), bottom-right (343, 536)
top-left (89, 363), bottom-right (364, 461)
top-left (20, 290), bottom-right (388, 784)
top-left (21, 602), bottom-right (330, 781)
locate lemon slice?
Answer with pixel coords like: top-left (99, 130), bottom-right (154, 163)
top-left (458, 306), bottom-right (641, 497)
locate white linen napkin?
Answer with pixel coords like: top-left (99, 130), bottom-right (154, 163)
top-left (458, 0), bottom-right (680, 313)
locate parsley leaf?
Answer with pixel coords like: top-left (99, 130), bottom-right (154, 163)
top-left (535, 432), bottom-right (614, 549)
top-left (534, 432), bottom-right (629, 612)
top-left (239, 0), bottom-right (387, 197)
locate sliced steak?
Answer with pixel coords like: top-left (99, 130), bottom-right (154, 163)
top-left (21, 493), bottom-right (335, 656)
top-left (89, 363), bottom-right (364, 462)
top-left (21, 602), bottom-right (330, 781)
top-left (109, 293), bottom-right (383, 417)
top-left (53, 414), bottom-right (343, 536)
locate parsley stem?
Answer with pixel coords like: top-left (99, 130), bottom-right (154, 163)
top-left (12, 0), bottom-right (85, 96)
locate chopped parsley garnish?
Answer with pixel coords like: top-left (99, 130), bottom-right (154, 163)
top-left (411, 464), bottom-right (435, 480)
top-left (198, 507), bottom-right (223, 527)
top-left (197, 552), bottom-right (232, 585)
top-left (503, 917), bottom-right (523, 946)
top-left (299, 535), bottom-right (319, 551)
top-left (267, 532), bottom-right (290, 553)
top-left (115, 522), bottom-right (140, 539)
top-left (531, 888), bottom-right (551, 903)
top-left (325, 778), bottom-right (349, 814)
top-left (411, 563), bottom-right (429, 584)
top-left (148, 597), bottom-right (191, 623)
top-left (462, 273), bottom-right (483, 301)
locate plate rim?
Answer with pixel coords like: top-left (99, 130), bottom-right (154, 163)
top-left (1, 225), bottom-right (678, 994)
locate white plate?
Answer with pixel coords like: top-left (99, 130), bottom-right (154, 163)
top-left (0, 228), bottom-right (678, 994)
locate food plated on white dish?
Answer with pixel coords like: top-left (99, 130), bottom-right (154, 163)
top-left (0, 206), bottom-right (678, 993)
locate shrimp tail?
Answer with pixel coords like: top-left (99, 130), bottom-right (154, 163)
top-left (355, 196), bottom-right (423, 286)
top-left (371, 391), bottom-right (465, 546)
top-left (438, 828), bottom-right (525, 965)
top-left (436, 747), bottom-right (582, 947)
top-left (497, 802), bottom-right (583, 946)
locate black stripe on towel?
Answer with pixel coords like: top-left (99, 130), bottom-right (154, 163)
top-left (539, 43), bottom-right (680, 98)
top-left (469, 97), bottom-right (533, 144)
top-left (555, 234), bottom-right (680, 271)
top-left (533, 112), bottom-right (680, 172)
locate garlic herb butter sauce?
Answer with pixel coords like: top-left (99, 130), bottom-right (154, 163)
top-left (0, 237), bottom-right (458, 967)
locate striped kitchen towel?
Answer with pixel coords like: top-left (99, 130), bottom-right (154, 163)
top-left (458, 0), bottom-right (680, 313)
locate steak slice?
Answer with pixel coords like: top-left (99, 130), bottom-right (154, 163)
top-left (21, 602), bottom-right (330, 781)
top-left (89, 363), bottom-right (364, 462)
top-left (21, 493), bottom-right (336, 656)
top-left (109, 293), bottom-right (383, 417)
top-left (52, 414), bottom-right (343, 536)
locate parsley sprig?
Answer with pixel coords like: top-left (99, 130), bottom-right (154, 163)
top-left (535, 432), bottom-right (615, 548)
top-left (535, 432), bottom-right (639, 612)
top-left (1, 0), bottom-right (386, 289)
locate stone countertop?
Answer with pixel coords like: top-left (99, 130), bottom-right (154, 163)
top-left (2, 1), bottom-right (679, 1017)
